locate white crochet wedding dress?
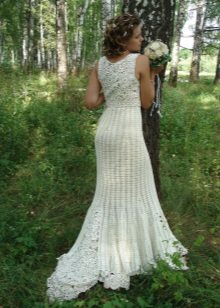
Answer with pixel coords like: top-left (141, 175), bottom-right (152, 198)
top-left (46, 52), bottom-right (189, 303)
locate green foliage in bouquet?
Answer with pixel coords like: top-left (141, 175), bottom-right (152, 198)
top-left (150, 53), bottom-right (172, 68)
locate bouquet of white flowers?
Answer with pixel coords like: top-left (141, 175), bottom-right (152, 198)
top-left (144, 39), bottom-right (171, 68)
top-left (143, 40), bottom-right (171, 118)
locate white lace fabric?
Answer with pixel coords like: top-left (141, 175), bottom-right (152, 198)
top-left (46, 53), bottom-right (189, 303)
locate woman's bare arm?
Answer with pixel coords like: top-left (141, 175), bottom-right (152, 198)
top-left (137, 55), bottom-right (165, 110)
top-left (84, 62), bottom-right (105, 110)
top-left (137, 55), bottom-right (155, 110)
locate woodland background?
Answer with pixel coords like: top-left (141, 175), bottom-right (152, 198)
top-left (0, 0), bottom-right (220, 307)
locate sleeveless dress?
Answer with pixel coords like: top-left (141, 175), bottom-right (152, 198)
top-left (46, 53), bottom-right (189, 303)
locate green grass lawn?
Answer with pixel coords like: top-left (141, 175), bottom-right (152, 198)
top-left (0, 68), bottom-right (219, 307)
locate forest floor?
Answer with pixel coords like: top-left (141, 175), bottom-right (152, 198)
top-left (0, 68), bottom-right (220, 307)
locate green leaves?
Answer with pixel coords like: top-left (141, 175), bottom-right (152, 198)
top-left (150, 53), bottom-right (172, 68)
top-left (193, 235), bottom-right (205, 248)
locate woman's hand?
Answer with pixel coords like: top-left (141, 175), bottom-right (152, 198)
top-left (96, 92), bottom-right (105, 106)
top-left (85, 91), bottom-right (105, 110)
top-left (150, 64), bottom-right (164, 79)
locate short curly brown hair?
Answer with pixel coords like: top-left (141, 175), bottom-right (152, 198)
top-left (102, 13), bottom-right (141, 57)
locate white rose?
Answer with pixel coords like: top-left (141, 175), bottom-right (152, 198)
top-left (155, 49), bottom-right (163, 57)
top-left (160, 43), bottom-right (168, 54)
top-left (150, 41), bottom-right (161, 50)
top-left (149, 51), bottom-right (157, 60)
top-left (163, 46), bottom-right (169, 54)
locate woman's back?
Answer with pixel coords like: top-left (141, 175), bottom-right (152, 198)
top-left (98, 53), bottom-right (141, 109)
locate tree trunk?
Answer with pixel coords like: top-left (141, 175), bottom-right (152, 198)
top-left (11, 49), bottom-right (15, 67)
top-left (22, 16), bottom-right (28, 69)
top-left (189, 0), bottom-right (206, 83)
top-left (97, 15), bottom-right (102, 57)
top-left (169, 0), bottom-right (188, 87)
top-left (56, 0), bottom-right (68, 88)
top-left (26, 0), bottom-right (35, 71)
top-left (64, 0), bottom-right (71, 69)
top-left (37, 46), bottom-right (41, 68)
top-left (39, 1), bottom-right (45, 69)
top-left (72, 0), bottom-right (90, 74)
top-left (101, 0), bottom-right (114, 32)
top-left (214, 45), bottom-right (220, 85)
top-left (0, 19), bottom-right (4, 64)
top-left (122, 0), bottom-right (176, 199)
top-left (111, 0), bottom-right (115, 17)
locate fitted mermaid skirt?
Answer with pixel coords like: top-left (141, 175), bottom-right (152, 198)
top-left (46, 106), bottom-right (189, 302)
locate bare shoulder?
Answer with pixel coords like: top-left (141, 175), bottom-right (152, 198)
top-left (136, 54), bottom-right (149, 63)
top-left (94, 57), bottom-right (104, 73)
top-left (88, 59), bottom-right (99, 77)
top-left (136, 54), bottom-right (150, 72)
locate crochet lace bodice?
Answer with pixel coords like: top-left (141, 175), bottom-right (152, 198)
top-left (97, 53), bottom-right (141, 108)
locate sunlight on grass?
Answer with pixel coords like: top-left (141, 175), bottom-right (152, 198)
top-left (39, 72), bottom-right (49, 86)
top-left (198, 93), bottom-right (219, 109)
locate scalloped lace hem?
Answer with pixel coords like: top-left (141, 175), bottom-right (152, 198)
top-left (46, 254), bottom-right (189, 303)
top-left (46, 205), bottom-right (189, 303)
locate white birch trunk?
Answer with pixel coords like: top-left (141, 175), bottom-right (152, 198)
top-left (169, 0), bottom-right (189, 87)
top-left (56, 0), bottom-right (68, 88)
top-left (37, 46), bottom-right (41, 67)
top-left (101, 0), bottom-right (114, 32)
top-left (22, 19), bottom-right (28, 68)
top-left (27, 0), bottom-right (35, 70)
top-left (11, 50), bottom-right (15, 66)
top-left (73, 0), bottom-right (90, 74)
top-left (189, 0), bottom-right (206, 82)
top-left (40, 1), bottom-right (45, 68)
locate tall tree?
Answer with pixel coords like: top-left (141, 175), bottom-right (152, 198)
top-left (56, 0), bottom-right (68, 88)
top-left (189, 0), bottom-right (206, 83)
top-left (0, 19), bottom-right (4, 63)
top-left (39, 0), bottom-right (45, 68)
top-left (73, 0), bottom-right (90, 74)
top-left (169, 0), bottom-right (188, 87)
top-left (122, 0), bottom-right (176, 198)
top-left (214, 45), bottom-right (220, 84)
top-left (202, 0), bottom-right (220, 84)
top-left (20, 0), bottom-right (39, 71)
top-left (101, 0), bottom-right (115, 31)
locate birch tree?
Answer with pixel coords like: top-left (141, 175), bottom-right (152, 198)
top-left (22, 2), bottom-right (29, 69)
top-left (189, 0), bottom-right (207, 83)
top-left (73, 0), bottom-right (90, 74)
top-left (169, 0), bottom-right (189, 87)
top-left (101, 0), bottom-right (115, 32)
top-left (122, 0), bottom-right (176, 198)
top-left (26, 0), bottom-right (36, 70)
top-left (214, 45), bottom-right (220, 84)
top-left (0, 19), bottom-right (4, 63)
top-left (39, 0), bottom-right (45, 68)
top-left (56, 0), bottom-right (67, 88)
top-left (203, 0), bottom-right (220, 84)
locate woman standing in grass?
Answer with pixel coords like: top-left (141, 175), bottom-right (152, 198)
top-left (46, 13), bottom-right (189, 303)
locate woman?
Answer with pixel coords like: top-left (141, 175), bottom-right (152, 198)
top-left (46, 13), bottom-right (189, 303)
top-left (85, 16), bottom-right (161, 110)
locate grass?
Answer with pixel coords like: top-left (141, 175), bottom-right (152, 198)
top-left (0, 67), bottom-right (219, 307)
